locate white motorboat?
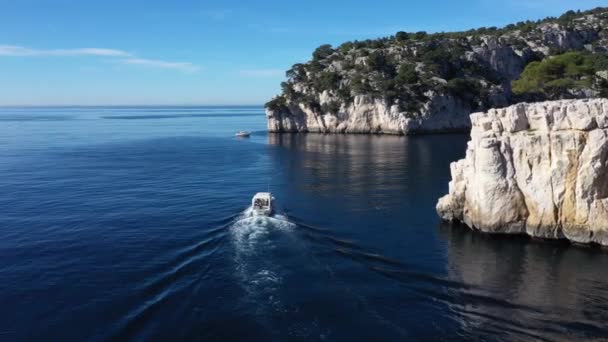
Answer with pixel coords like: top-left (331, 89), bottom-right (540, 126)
top-left (251, 192), bottom-right (274, 216)
top-left (235, 131), bottom-right (251, 138)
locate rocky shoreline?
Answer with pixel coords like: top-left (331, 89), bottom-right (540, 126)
top-left (437, 98), bottom-right (608, 246)
top-left (267, 8), bottom-right (608, 135)
top-left (267, 94), bottom-right (472, 134)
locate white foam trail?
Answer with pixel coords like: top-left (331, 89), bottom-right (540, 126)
top-left (230, 207), bottom-right (296, 312)
top-left (230, 207), bottom-right (295, 251)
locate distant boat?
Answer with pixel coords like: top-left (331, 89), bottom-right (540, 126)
top-left (235, 131), bottom-right (251, 138)
top-left (251, 192), bottom-right (274, 216)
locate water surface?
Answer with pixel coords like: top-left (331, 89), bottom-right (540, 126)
top-left (0, 106), bottom-right (607, 341)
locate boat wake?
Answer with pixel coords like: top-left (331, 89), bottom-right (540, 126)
top-left (229, 208), bottom-right (296, 316)
top-left (230, 207), bottom-right (294, 249)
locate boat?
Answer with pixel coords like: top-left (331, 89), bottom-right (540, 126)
top-left (251, 192), bottom-right (274, 216)
top-left (235, 131), bottom-right (251, 138)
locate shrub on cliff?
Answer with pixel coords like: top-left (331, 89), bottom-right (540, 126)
top-left (312, 71), bottom-right (341, 92)
top-left (447, 78), bottom-right (482, 105)
top-left (512, 51), bottom-right (608, 99)
top-left (395, 64), bottom-right (418, 85)
top-left (396, 31), bottom-right (410, 42)
top-left (322, 101), bottom-right (342, 114)
top-left (312, 44), bottom-right (334, 61)
top-left (351, 74), bottom-right (373, 95)
top-left (414, 31), bottom-right (428, 40)
top-left (266, 7), bottom-right (608, 114)
top-left (265, 96), bottom-right (288, 111)
top-left (286, 63), bottom-right (307, 82)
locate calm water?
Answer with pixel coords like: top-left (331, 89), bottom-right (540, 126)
top-left (1, 106), bottom-right (607, 341)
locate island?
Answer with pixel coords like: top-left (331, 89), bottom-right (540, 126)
top-left (266, 8), bottom-right (608, 134)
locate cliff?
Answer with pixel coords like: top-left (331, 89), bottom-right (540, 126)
top-left (436, 98), bottom-right (608, 245)
top-left (266, 8), bottom-right (608, 134)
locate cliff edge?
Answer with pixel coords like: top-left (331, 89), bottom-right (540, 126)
top-left (267, 8), bottom-right (608, 134)
top-left (437, 98), bottom-right (608, 245)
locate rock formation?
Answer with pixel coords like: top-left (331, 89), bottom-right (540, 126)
top-left (266, 8), bottom-right (608, 134)
top-left (437, 98), bottom-right (608, 245)
top-left (267, 94), bottom-right (472, 134)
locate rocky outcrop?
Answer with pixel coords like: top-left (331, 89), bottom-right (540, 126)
top-left (437, 98), bottom-right (608, 245)
top-left (267, 93), bottom-right (473, 134)
top-left (267, 8), bottom-right (608, 134)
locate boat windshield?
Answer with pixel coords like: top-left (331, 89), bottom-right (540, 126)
top-left (253, 198), bottom-right (269, 209)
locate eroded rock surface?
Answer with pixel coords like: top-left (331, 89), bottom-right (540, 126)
top-left (267, 93), bottom-right (471, 134)
top-left (437, 98), bottom-right (608, 245)
top-left (267, 9), bottom-right (608, 134)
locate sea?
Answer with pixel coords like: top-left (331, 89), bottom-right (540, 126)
top-left (1, 106), bottom-right (607, 341)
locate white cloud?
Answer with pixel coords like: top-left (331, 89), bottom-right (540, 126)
top-left (239, 69), bottom-right (284, 77)
top-left (122, 58), bottom-right (201, 72)
top-left (0, 45), bottom-right (131, 57)
top-left (0, 44), bottom-right (201, 73)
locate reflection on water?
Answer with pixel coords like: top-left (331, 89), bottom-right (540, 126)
top-left (440, 223), bottom-right (608, 340)
top-left (267, 133), bottom-right (458, 216)
top-left (4, 104), bottom-right (608, 340)
top-left (267, 133), bottom-right (608, 340)
top-left (271, 133), bottom-right (408, 203)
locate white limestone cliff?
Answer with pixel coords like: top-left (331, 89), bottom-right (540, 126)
top-left (437, 98), bottom-right (608, 245)
top-left (266, 10), bottom-right (608, 135)
top-left (266, 93), bottom-right (474, 134)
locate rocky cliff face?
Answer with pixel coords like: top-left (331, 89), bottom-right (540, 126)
top-left (437, 98), bottom-right (608, 245)
top-left (267, 93), bottom-right (472, 134)
top-left (267, 8), bottom-right (608, 134)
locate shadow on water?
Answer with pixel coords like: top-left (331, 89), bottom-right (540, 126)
top-left (264, 133), bottom-right (608, 340)
top-left (289, 216), bottom-right (608, 339)
top-left (437, 222), bottom-right (608, 340)
top-left (292, 218), bottom-right (555, 326)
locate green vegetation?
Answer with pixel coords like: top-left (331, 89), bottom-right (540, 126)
top-left (322, 100), bottom-right (342, 114)
top-left (266, 7), bottom-right (608, 114)
top-left (312, 44), bottom-right (334, 61)
top-left (446, 78), bottom-right (483, 105)
top-left (395, 31), bottom-right (410, 42)
top-left (266, 96), bottom-right (288, 111)
top-left (312, 71), bottom-right (341, 92)
top-left (396, 64), bottom-right (418, 85)
top-left (512, 52), bottom-right (608, 99)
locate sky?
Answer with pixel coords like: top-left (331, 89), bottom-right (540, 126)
top-left (0, 0), bottom-right (606, 105)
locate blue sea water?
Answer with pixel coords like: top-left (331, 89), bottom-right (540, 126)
top-left (1, 106), bottom-right (607, 341)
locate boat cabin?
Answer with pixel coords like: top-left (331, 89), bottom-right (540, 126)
top-left (251, 192), bottom-right (273, 216)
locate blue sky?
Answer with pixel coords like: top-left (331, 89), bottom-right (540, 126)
top-left (0, 0), bottom-right (605, 105)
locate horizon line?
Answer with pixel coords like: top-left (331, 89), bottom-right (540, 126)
top-left (0, 103), bottom-right (265, 108)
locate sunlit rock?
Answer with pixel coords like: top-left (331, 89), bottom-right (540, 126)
top-left (437, 98), bottom-right (608, 245)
